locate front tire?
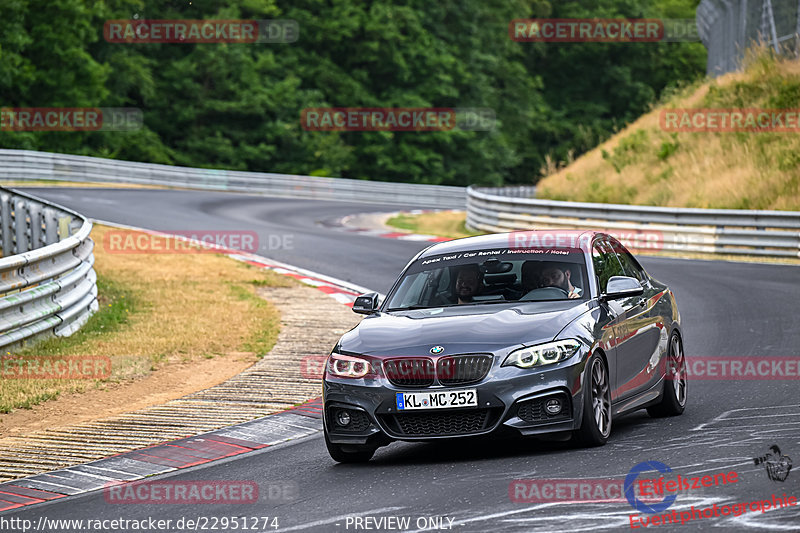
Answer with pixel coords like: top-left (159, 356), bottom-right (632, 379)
top-left (647, 332), bottom-right (687, 418)
top-left (574, 353), bottom-right (612, 446)
top-left (324, 431), bottom-right (376, 463)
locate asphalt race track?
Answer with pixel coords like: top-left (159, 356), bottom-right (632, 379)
top-left (5, 187), bottom-right (800, 532)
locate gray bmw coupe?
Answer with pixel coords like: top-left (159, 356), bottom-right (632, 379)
top-left (323, 231), bottom-right (687, 462)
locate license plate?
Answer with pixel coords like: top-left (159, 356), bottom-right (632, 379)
top-left (396, 389), bottom-right (477, 410)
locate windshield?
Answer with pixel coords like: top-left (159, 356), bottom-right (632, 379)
top-left (384, 248), bottom-right (589, 311)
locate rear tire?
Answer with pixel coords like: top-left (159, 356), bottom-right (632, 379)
top-left (324, 431), bottom-right (376, 463)
top-left (647, 332), bottom-right (687, 418)
top-left (574, 353), bottom-right (611, 446)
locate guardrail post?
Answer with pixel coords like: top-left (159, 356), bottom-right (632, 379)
top-left (14, 199), bottom-right (30, 254)
top-left (0, 193), bottom-right (12, 257)
top-left (29, 203), bottom-right (43, 250)
top-left (58, 216), bottom-right (72, 239)
top-left (43, 207), bottom-right (59, 244)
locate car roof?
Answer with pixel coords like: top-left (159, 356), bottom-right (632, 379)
top-left (417, 230), bottom-right (600, 258)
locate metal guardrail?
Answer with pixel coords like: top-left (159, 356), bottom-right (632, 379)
top-left (466, 186), bottom-right (800, 258)
top-left (3, 149), bottom-right (797, 259)
top-left (0, 187), bottom-right (97, 351)
top-left (698, 0), bottom-right (800, 76)
top-left (0, 149), bottom-right (466, 209)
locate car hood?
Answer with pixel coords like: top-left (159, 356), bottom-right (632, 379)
top-left (339, 301), bottom-right (594, 356)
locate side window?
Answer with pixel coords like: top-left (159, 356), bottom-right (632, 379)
top-left (593, 239), bottom-right (625, 293)
top-left (617, 250), bottom-right (646, 282)
top-left (592, 242), bottom-right (607, 293)
top-left (606, 237), bottom-right (646, 282)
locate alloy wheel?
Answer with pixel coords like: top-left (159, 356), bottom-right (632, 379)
top-left (591, 358), bottom-right (611, 437)
top-left (670, 335), bottom-right (687, 406)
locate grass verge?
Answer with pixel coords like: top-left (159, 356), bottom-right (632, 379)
top-left (535, 48), bottom-right (800, 210)
top-left (386, 211), bottom-right (481, 240)
top-left (0, 224), bottom-right (292, 413)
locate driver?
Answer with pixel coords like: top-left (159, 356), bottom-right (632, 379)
top-left (540, 264), bottom-right (582, 299)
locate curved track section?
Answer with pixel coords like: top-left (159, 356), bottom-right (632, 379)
top-left (5, 187), bottom-right (799, 532)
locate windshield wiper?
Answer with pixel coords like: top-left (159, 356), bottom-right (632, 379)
top-left (387, 301), bottom-right (514, 311)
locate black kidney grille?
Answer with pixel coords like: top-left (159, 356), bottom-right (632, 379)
top-left (384, 409), bottom-right (498, 436)
top-left (437, 355), bottom-right (493, 385)
top-left (384, 358), bottom-right (435, 387)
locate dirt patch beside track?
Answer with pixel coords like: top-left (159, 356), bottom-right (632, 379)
top-left (0, 284), bottom-right (360, 482)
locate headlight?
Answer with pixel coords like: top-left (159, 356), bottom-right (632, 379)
top-left (327, 352), bottom-right (373, 378)
top-left (502, 340), bottom-right (581, 369)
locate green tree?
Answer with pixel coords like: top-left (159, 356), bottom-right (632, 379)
top-left (0, 0), bottom-right (705, 187)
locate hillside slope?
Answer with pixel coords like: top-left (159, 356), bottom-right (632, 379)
top-left (536, 51), bottom-right (800, 210)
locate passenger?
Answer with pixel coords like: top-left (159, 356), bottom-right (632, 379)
top-left (454, 264), bottom-right (482, 304)
top-left (521, 261), bottom-right (543, 293)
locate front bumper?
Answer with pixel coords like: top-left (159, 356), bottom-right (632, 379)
top-left (323, 354), bottom-right (589, 444)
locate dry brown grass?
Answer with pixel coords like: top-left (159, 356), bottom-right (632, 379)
top-left (536, 49), bottom-right (800, 210)
top-left (90, 226), bottom-right (290, 360)
top-left (0, 224), bottom-right (293, 413)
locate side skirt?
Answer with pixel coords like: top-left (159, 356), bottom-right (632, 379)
top-left (611, 378), bottom-right (665, 417)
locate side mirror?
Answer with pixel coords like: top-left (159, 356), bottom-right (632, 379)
top-left (352, 292), bottom-right (380, 315)
top-left (602, 276), bottom-right (644, 301)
